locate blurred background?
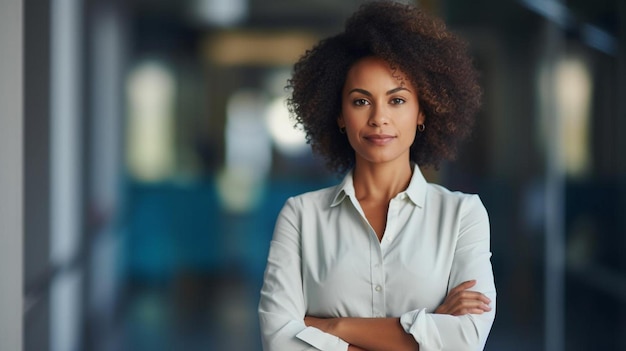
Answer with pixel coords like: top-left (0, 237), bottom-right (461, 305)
top-left (11, 0), bottom-right (626, 350)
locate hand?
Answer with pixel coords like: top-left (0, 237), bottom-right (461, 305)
top-left (435, 280), bottom-right (492, 316)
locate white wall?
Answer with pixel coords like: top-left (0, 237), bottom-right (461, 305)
top-left (0, 0), bottom-right (24, 350)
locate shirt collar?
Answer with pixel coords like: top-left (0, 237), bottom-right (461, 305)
top-left (330, 169), bottom-right (355, 207)
top-left (330, 164), bottom-right (427, 208)
top-left (404, 164), bottom-right (427, 207)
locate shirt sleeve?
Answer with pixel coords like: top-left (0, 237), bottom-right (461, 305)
top-left (258, 197), bottom-right (350, 351)
top-left (399, 194), bottom-right (496, 351)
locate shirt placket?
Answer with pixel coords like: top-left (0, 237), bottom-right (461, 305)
top-left (370, 195), bottom-right (403, 318)
top-left (370, 239), bottom-right (385, 318)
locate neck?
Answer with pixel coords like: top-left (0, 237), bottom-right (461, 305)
top-left (352, 160), bottom-right (413, 202)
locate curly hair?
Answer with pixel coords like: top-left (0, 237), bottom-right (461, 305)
top-left (286, 1), bottom-right (482, 174)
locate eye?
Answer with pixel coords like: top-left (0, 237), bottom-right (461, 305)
top-left (390, 97), bottom-right (406, 105)
top-left (353, 98), bottom-right (370, 106)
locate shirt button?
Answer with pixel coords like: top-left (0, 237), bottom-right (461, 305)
top-left (375, 285), bottom-right (382, 292)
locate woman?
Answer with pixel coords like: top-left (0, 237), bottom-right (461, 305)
top-left (258, 2), bottom-right (496, 350)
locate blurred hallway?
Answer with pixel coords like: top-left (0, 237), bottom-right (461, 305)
top-left (3, 0), bottom-right (626, 350)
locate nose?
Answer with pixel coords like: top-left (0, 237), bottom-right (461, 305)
top-left (368, 104), bottom-right (389, 127)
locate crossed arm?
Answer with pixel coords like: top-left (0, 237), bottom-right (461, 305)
top-left (259, 195), bottom-right (496, 351)
top-left (304, 280), bottom-right (492, 351)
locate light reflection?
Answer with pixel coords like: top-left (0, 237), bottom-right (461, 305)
top-left (216, 166), bottom-right (266, 213)
top-left (126, 61), bottom-right (176, 181)
top-left (265, 97), bottom-right (308, 157)
top-left (51, 270), bottom-right (82, 351)
top-left (190, 0), bottom-right (248, 27)
top-left (50, 1), bottom-right (83, 349)
top-left (581, 24), bottom-right (617, 56)
top-left (219, 90), bottom-right (271, 212)
top-left (555, 57), bottom-right (592, 178)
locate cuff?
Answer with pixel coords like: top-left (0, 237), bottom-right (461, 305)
top-left (296, 326), bottom-right (350, 351)
top-left (400, 309), bottom-right (443, 351)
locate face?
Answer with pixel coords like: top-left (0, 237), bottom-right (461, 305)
top-left (338, 56), bottom-right (424, 167)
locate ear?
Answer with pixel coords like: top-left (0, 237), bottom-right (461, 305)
top-left (337, 114), bottom-right (345, 129)
top-left (417, 111), bottom-right (425, 125)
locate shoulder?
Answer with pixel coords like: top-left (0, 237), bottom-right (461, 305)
top-left (425, 182), bottom-right (488, 219)
top-left (425, 182), bottom-right (478, 202)
top-left (424, 184), bottom-right (490, 244)
top-left (281, 183), bottom-right (339, 213)
top-left (274, 184), bottom-right (339, 233)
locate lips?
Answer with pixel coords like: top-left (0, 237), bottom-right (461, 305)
top-left (364, 134), bottom-right (396, 145)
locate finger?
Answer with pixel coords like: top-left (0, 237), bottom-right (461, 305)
top-left (449, 301), bottom-right (492, 315)
top-left (438, 296), bottom-right (493, 315)
top-left (479, 294), bottom-right (491, 304)
top-left (438, 303), bottom-right (490, 315)
top-left (448, 298), bottom-right (492, 311)
top-left (449, 280), bottom-right (476, 295)
top-left (453, 290), bottom-right (491, 304)
top-left (451, 306), bottom-right (491, 316)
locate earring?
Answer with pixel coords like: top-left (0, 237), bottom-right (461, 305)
top-left (339, 127), bottom-right (346, 134)
top-left (417, 124), bottom-right (425, 132)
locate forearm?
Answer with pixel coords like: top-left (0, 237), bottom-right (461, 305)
top-left (308, 317), bottom-right (419, 351)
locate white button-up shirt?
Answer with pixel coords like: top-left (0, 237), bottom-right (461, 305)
top-left (259, 166), bottom-right (496, 351)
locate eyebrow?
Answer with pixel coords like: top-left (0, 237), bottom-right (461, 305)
top-left (348, 87), bottom-right (411, 96)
